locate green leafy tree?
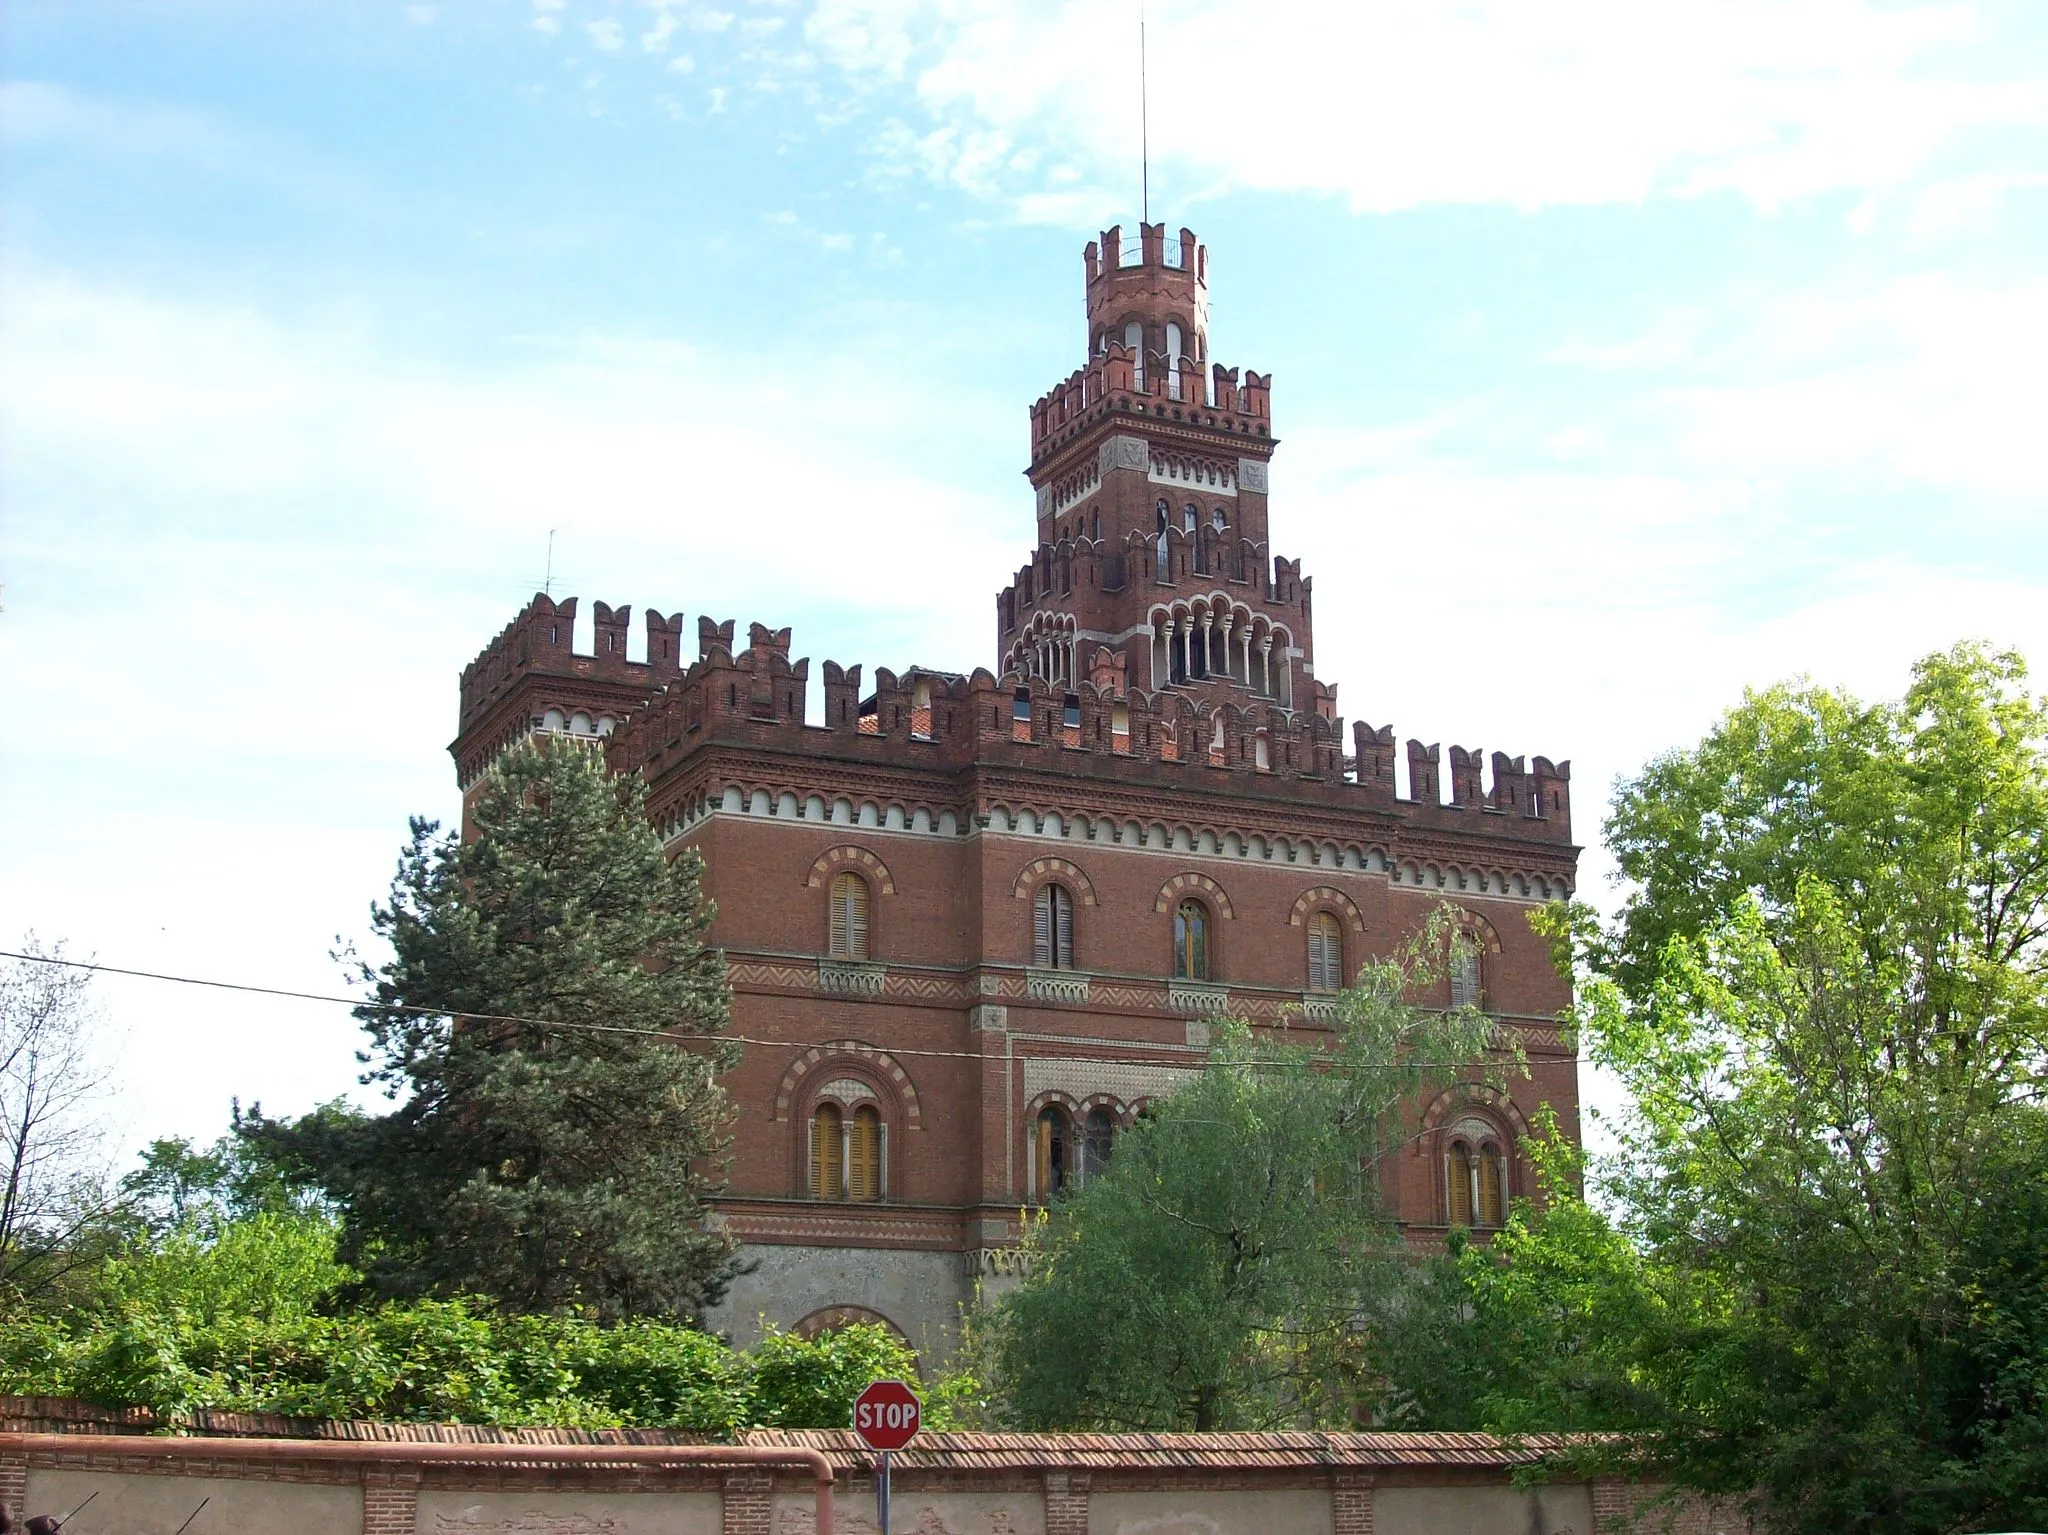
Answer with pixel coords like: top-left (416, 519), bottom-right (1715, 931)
top-left (1363, 1113), bottom-right (1687, 1438)
top-left (244, 740), bottom-right (739, 1322)
top-left (1432, 644), bottom-right (2048, 1535)
top-left (746, 1323), bottom-right (929, 1429)
top-left (991, 916), bottom-right (1510, 1430)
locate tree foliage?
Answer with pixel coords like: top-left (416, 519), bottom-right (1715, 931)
top-left (1379, 644), bottom-right (2048, 1535)
top-left (0, 937), bottom-right (113, 1308)
top-left (991, 915), bottom-right (1510, 1430)
top-left (1, 1151), bottom-right (928, 1433)
top-left (243, 741), bottom-right (739, 1322)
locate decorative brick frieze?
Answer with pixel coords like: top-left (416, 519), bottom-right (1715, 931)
top-left (1025, 970), bottom-right (1092, 1004)
top-left (1168, 980), bottom-right (1230, 1016)
top-left (817, 960), bottom-right (887, 996)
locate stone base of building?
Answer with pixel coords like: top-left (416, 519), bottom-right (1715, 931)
top-left (705, 1242), bottom-right (976, 1364)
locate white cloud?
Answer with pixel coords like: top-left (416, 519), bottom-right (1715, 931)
top-left (642, 9), bottom-right (679, 51)
top-left (666, 53), bottom-right (698, 74)
top-left (1567, 272), bottom-right (2048, 499)
top-left (0, 259), bottom-right (1019, 1154)
top-left (403, 4), bottom-right (439, 25)
top-left (587, 18), bottom-right (626, 51)
top-left (804, 0), bottom-right (2048, 218)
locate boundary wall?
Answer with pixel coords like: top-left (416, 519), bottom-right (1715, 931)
top-left (1, 1402), bottom-right (1748, 1535)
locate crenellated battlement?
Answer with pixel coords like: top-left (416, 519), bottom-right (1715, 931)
top-left (575, 613), bottom-right (1571, 845)
top-left (457, 592), bottom-right (688, 729)
top-left (1030, 343), bottom-right (1272, 459)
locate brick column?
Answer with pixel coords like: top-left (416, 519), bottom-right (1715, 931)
top-left (723, 1468), bottom-right (774, 1535)
top-left (1043, 1470), bottom-right (1089, 1535)
top-left (361, 1465), bottom-right (419, 1535)
top-left (1590, 1479), bottom-right (1634, 1534)
top-left (1332, 1470), bottom-right (1374, 1535)
top-left (0, 1451), bottom-right (27, 1522)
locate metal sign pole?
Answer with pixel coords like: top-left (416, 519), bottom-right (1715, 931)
top-left (876, 1450), bottom-right (891, 1535)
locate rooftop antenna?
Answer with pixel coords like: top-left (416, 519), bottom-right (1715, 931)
top-left (544, 528), bottom-right (558, 599)
top-left (1140, 1), bottom-right (1150, 226)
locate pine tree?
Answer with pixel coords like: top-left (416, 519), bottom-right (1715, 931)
top-left (246, 740), bottom-right (739, 1320)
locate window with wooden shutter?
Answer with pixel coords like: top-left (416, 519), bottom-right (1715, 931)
top-left (810, 1104), bottom-right (844, 1200)
top-left (1448, 1140), bottom-right (1474, 1226)
top-left (828, 872), bottom-right (869, 960)
top-left (1034, 883), bottom-right (1074, 969)
top-left (1478, 1141), bottom-right (1505, 1227)
top-left (1034, 1106), bottom-right (1067, 1201)
top-left (1173, 899), bottom-right (1209, 980)
top-left (1307, 911), bottom-right (1342, 992)
top-left (849, 1105), bottom-right (882, 1201)
top-left (1449, 939), bottom-right (1482, 1010)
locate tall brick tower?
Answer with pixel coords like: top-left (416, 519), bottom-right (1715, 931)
top-left (449, 220), bottom-right (1582, 1364)
top-left (1004, 224), bottom-right (1327, 749)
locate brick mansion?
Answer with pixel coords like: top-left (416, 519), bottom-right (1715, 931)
top-left (449, 222), bottom-right (1582, 1359)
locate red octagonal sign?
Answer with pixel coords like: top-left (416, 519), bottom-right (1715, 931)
top-left (852, 1378), bottom-right (921, 1451)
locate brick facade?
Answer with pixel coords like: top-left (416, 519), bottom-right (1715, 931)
top-left (449, 221), bottom-right (1583, 1357)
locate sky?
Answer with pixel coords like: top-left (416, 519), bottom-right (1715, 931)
top-left (2, 0), bottom-right (2046, 1170)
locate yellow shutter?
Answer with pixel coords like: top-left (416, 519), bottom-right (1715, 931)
top-left (830, 874), bottom-right (869, 960)
top-left (1448, 1143), bottom-right (1473, 1226)
top-left (847, 876), bottom-right (868, 959)
top-left (849, 1106), bottom-right (882, 1201)
top-left (1308, 913), bottom-right (1341, 992)
top-left (810, 1105), bottom-right (843, 1199)
top-left (1479, 1146), bottom-right (1505, 1226)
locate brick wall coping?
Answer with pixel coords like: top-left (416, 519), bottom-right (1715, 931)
top-left (742, 1429), bottom-right (1567, 1473)
top-left (1, 1401), bottom-right (1569, 1475)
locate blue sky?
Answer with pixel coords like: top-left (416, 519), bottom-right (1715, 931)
top-left (3, 0), bottom-right (2046, 1162)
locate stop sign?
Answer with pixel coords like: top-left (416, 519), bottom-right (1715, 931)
top-left (852, 1378), bottom-right (921, 1451)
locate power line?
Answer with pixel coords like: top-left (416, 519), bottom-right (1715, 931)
top-left (0, 948), bottom-right (1535, 1072)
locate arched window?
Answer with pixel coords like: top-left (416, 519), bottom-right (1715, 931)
top-left (1449, 939), bottom-right (1482, 1010)
top-left (1478, 1138), bottom-right (1505, 1227)
top-left (828, 872), bottom-right (870, 960)
top-left (1034, 882), bottom-right (1075, 969)
top-left (1211, 506), bottom-right (1227, 533)
top-left (1447, 1139), bottom-right (1474, 1227)
top-left (810, 1103), bottom-right (844, 1200)
top-left (1307, 911), bottom-right (1343, 993)
top-left (1034, 1105), bottom-right (1069, 1200)
top-left (849, 1105), bottom-right (883, 1202)
top-left (1082, 1107), bottom-right (1116, 1179)
top-left (1173, 899), bottom-right (1210, 980)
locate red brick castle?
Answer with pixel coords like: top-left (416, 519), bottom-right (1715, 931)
top-left (450, 224), bottom-right (1582, 1359)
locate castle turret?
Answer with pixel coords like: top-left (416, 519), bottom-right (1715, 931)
top-left (1005, 221), bottom-right (1314, 725)
top-left (1085, 223), bottom-right (1209, 386)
